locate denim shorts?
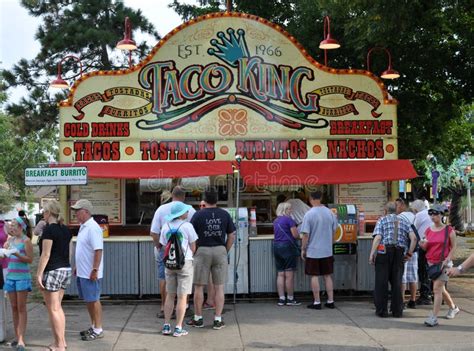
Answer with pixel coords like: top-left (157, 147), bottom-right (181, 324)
top-left (4, 278), bottom-right (32, 293)
top-left (154, 247), bottom-right (165, 280)
top-left (273, 242), bottom-right (299, 272)
top-left (77, 277), bottom-right (102, 302)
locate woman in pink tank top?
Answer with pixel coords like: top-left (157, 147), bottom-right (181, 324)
top-left (418, 204), bottom-right (458, 327)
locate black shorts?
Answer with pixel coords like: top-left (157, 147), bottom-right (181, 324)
top-left (305, 256), bottom-right (334, 276)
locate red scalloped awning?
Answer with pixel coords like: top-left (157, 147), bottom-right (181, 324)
top-left (239, 160), bottom-right (417, 186)
top-left (57, 159), bottom-right (417, 184)
top-left (72, 161), bottom-right (234, 179)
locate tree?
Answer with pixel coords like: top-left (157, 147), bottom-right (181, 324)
top-left (170, 0), bottom-right (473, 163)
top-left (421, 150), bottom-right (472, 233)
top-left (2, 0), bottom-right (160, 135)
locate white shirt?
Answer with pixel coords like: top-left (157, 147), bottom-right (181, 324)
top-left (398, 211), bottom-right (415, 224)
top-left (414, 209), bottom-right (432, 240)
top-left (150, 201), bottom-right (196, 235)
top-left (159, 220), bottom-right (198, 260)
top-left (75, 217), bottom-right (104, 279)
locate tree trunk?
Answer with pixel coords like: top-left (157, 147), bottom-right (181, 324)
top-left (448, 185), bottom-right (465, 233)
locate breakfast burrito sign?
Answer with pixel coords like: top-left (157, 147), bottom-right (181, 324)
top-left (59, 13), bottom-right (398, 163)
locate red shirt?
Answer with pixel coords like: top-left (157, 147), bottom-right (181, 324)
top-left (425, 225), bottom-right (452, 264)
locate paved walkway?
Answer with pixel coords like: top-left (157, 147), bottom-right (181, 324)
top-left (0, 290), bottom-right (473, 351)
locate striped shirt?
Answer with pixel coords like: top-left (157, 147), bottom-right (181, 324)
top-left (6, 235), bottom-right (31, 280)
top-left (372, 214), bottom-right (411, 249)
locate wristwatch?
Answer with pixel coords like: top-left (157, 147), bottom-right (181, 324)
top-left (92, 268), bottom-right (98, 272)
top-left (457, 264), bottom-right (464, 273)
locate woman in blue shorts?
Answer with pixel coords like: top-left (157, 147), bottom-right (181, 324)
top-left (273, 202), bottom-right (301, 306)
top-left (4, 217), bottom-right (33, 351)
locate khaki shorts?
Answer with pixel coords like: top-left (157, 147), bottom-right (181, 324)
top-left (165, 260), bottom-right (193, 295)
top-left (193, 246), bottom-right (228, 285)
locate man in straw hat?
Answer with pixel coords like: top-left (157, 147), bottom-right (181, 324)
top-left (70, 199), bottom-right (104, 341)
top-left (150, 186), bottom-right (196, 318)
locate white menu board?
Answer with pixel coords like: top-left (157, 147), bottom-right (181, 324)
top-left (336, 182), bottom-right (388, 221)
top-left (69, 178), bottom-right (122, 225)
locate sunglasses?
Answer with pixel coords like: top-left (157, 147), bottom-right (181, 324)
top-left (428, 210), bottom-right (441, 216)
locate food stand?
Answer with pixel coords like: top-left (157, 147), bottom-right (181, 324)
top-left (56, 12), bottom-right (417, 296)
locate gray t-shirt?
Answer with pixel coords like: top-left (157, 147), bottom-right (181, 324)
top-left (300, 206), bottom-right (337, 259)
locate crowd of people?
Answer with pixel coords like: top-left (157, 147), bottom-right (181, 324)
top-left (0, 189), bottom-right (472, 348)
top-left (0, 199), bottom-right (103, 350)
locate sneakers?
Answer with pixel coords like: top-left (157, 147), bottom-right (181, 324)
top-left (307, 303), bottom-right (322, 310)
top-left (324, 302), bottom-right (335, 309)
top-left (173, 327), bottom-right (189, 337)
top-left (162, 323), bottom-right (172, 335)
top-left (79, 327), bottom-right (93, 337)
top-left (424, 315), bottom-right (439, 327)
top-left (446, 306), bottom-right (460, 319)
top-left (406, 300), bottom-right (417, 309)
top-left (186, 317), bottom-right (204, 328)
top-left (286, 299), bottom-right (301, 306)
top-left (81, 330), bottom-right (104, 341)
top-left (277, 298), bottom-right (286, 306)
top-left (213, 320), bottom-right (226, 330)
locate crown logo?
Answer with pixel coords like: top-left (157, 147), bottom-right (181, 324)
top-left (208, 28), bottom-right (249, 67)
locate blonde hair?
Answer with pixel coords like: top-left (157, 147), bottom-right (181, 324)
top-left (43, 200), bottom-right (64, 223)
top-left (276, 202), bottom-right (292, 216)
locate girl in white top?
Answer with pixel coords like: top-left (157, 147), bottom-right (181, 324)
top-left (159, 202), bottom-right (197, 337)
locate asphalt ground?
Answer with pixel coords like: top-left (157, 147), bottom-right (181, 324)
top-left (0, 282), bottom-right (472, 351)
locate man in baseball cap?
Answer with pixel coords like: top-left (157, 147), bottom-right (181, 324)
top-left (71, 199), bottom-right (94, 213)
top-left (71, 199), bottom-right (104, 341)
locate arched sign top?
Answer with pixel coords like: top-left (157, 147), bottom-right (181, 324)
top-left (63, 11), bottom-right (395, 106)
top-left (59, 12), bottom-right (400, 162)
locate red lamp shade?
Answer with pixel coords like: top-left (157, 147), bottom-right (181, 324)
top-left (381, 67), bottom-right (400, 79)
top-left (319, 36), bottom-right (341, 50)
top-left (50, 75), bottom-right (69, 89)
top-left (49, 55), bottom-right (83, 89)
top-left (367, 47), bottom-right (401, 80)
top-left (116, 37), bottom-right (137, 51)
top-left (116, 17), bottom-right (137, 51)
top-left (319, 16), bottom-right (341, 50)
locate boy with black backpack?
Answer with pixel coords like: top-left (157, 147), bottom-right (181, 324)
top-left (159, 202), bottom-right (198, 337)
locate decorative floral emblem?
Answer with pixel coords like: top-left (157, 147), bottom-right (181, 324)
top-left (218, 109), bottom-right (248, 136)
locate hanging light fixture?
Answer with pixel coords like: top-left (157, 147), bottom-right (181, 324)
top-left (116, 17), bottom-right (137, 50)
top-left (116, 16), bottom-right (137, 67)
top-left (50, 55), bottom-right (83, 89)
top-left (319, 16), bottom-right (341, 50)
top-left (367, 47), bottom-right (400, 79)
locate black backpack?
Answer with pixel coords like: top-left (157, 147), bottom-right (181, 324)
top-left (163, 223), bottom-right (186, 270)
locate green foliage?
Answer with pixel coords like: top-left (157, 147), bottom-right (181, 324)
top-left (2, 0), bottom-right (160, 135)
top-left (0, 108), bottom-right (55, 198)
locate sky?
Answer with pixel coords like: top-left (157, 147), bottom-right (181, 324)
top-left (0, 0), bottom-right (199, 101)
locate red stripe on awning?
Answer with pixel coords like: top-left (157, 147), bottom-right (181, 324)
top-left (239, 160), bottom-right (417, 186)
top-left (72, 161), bottom-right (233, 179)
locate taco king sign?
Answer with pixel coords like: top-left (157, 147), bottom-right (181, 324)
top-left (59, 13), bottom-right (398, 163)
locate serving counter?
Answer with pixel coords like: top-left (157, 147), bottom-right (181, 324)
top-left (65, 233), bottom-right (249, 297)
top-left (248, 235), bottom-right (375, 293)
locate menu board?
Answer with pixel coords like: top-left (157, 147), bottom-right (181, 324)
top-left (336, 182), bottom-right (388, 221)
top-left (69, 178), bottom-right (122, 225)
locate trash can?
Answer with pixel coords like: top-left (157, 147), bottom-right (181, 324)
top-left (93, 215), bottom-right (109, 238)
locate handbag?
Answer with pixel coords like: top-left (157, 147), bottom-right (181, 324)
top-left (427, 226), bottom-right (449, 280)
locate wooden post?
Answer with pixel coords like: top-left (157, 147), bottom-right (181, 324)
top-left (226, 0), bottom-right (232, 12)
